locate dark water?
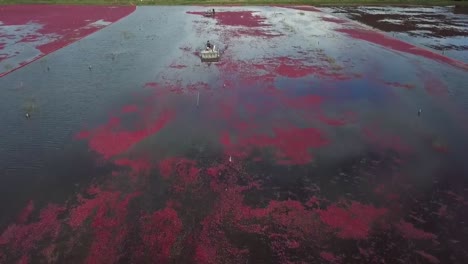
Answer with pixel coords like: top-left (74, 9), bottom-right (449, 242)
top-left (1, 6), bottom-right (468, 264)
top-left (0, 6), bottom-right (181, 225)
top-left (322, 5), bottom-right (468, 63)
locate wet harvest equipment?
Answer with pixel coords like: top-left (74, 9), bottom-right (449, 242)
top-left (200, 45), bottom-right (220, 62)
top-left (204, 9), bottom-right (215, 17)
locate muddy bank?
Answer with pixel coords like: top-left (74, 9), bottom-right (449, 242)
top-left (322, 5), bottom-right (468, 63)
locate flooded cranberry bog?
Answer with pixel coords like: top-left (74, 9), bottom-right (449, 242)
top-left (1, 4), bottom-right (468, 264)
top-left (0, 5), bottom-right (136, 77)
top-left (324, 5), bottom-right (468, 63)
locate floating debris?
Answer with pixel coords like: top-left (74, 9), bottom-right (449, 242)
top-left (25, 113), bottom-right (31, 119)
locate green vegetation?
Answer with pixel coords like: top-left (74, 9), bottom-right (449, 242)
top-left (23, 97), bottom-right (38, 114)
top-left (0, 0), bottom-right (467, 6)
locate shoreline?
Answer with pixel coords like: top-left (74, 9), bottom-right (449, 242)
top-left (1, 1), bottom-right (468, 7)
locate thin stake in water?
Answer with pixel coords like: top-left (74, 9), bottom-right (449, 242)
top-left (197, 91), bottom-right (200, 106)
